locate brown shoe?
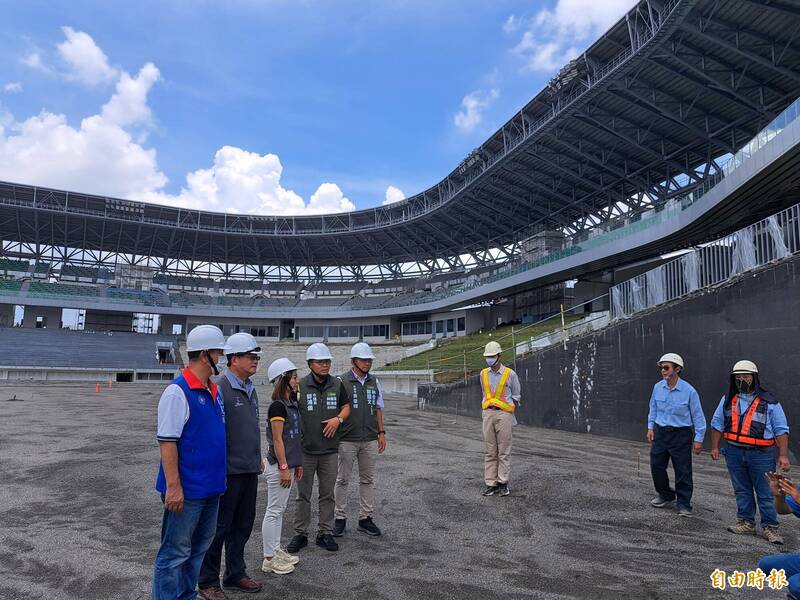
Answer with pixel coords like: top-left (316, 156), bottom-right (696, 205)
top-left (225, 577), bottom-right (263, 594)
top-left (198, 586), bottom-right (230, 600)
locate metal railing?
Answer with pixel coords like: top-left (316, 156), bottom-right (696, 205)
top-left (611, 202), bottom-right (800, 319)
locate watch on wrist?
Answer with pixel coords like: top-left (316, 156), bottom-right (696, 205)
top-left (378, 430), bottom-right (386, 435)
top-left (279, 464), bottom-right (289, 470)
top-left (336, 416), bottom-right (343, 424)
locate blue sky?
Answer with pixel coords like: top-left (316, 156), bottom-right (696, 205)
top-left (0, 0), bottom-right (631, 215)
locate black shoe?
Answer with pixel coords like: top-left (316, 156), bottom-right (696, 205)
top-left (286, 534), bottom-right (307, 553)
top-left (332, 518), bottom-right (346, 537)
top-left (358, 517), bottom-right (382, 536)
top-left (482, 485), bottom-right (499, 496)
top-left (497, 482), bottom-right (510, 497)
top-left (316, 533), bottom-right (339, 551)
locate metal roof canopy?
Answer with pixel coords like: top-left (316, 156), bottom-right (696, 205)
top-left (1, 0), bottom-right (800, 272)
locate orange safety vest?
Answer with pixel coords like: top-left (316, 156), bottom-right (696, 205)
top-left (480, 367), bottom-right (515, 412)
top-left (723, 395), bottom-right (775, 447)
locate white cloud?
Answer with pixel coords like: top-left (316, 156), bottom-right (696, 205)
top-left (503, 15), bottom-right (521, 34)
top-left (101, 63), bottom-right (160, 127)
top-left (383, 185), bottom-right (405, 205)
top-left (3, 27), bottom-right (364, 216)
top-left (57, 26), bottom-right (118, 85)
top-left (307, 182), bottom-right (355, 214)
top-left (22, 52), bottom-right (46, 71)
top-left (511, 0), bottom-right (630, 73)
top-left (142, 146), bottom-right (329, 215)
top-left (3, 82), bottom-right (23, 93)
top-left (453, 89), bottom-right (499, 133)
top-left (0, 110), bottom-right (167, 198)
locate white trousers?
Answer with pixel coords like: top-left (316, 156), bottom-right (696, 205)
top-left (261, 462), bottom-right (293, 557)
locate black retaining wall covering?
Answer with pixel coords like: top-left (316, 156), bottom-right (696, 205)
top-left (418, 253), bottom-right (800, 455)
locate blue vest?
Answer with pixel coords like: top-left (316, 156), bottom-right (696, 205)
top-left (155, 375), bottom-right (227, 499)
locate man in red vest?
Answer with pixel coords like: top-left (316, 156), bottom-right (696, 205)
top-left (480, 341), bottom-right (521, 497)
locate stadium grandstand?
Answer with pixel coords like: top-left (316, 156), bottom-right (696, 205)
top-left (1, 0), bottom-right (800, 387)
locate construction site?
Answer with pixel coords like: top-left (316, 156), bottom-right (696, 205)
top-left (2, 0), bottom-right (800, 597)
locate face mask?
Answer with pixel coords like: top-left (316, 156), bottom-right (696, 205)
top-left (485, 357), bottom-right (497, 367)
top-left (736, 378), bottom-right (753, 393)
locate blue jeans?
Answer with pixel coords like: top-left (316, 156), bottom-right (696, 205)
top-left (759, 554), bottom-right (800, 597)
top-left (722, 445), bottom-right (778, 527)
top-left (152, 496), bottom-right (220, 600)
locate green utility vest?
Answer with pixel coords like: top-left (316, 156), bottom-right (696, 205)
top-left (297, 374), bottom-right (347, 455)
top-left (340, 370), bottom-right (380, 442)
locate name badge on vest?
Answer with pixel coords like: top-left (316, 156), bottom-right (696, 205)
top-left (326, 392), bottom-right (338, 410)
top-left (352, 385), bottom-right (359, 408)
top-left (289, 412), bottom-right (300, 437)
top-left (305, 392), bottom-right (317, 411)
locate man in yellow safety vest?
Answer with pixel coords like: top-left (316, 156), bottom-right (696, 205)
top-left (480, 341), bottom-right (521, 497)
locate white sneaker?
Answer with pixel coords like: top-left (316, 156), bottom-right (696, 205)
top-left (261, 555), bottom-right (295, 575)
top-left (277, 547), bottom-right (300, 565)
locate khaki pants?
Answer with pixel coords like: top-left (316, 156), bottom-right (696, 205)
top-left (334, 440), bottom-right (377, 520)
top-left (293, 452), bottom-right (338, 536)
top-left (482, 409), bottom-right (513, 486)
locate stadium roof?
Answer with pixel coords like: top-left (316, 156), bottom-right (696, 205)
top-left (2, 0), bottom-right (800, 269)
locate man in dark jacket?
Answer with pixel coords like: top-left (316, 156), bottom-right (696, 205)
top-left (198, 333), bottom-right (264, 599)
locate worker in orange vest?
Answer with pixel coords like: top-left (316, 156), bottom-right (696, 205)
top-left (710, 360), bottom-right (790, 545)
top-left (480, 341), bottom-right (521, 497)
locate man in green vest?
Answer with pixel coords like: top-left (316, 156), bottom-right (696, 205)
top-left (287, 342), bottom-right (351, 553)
top-left (333, 342), bottom-right (387, 538)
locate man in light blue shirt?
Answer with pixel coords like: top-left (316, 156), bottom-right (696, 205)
top-left (710, 360), bottom-right (790, 545)
top-left (647, 353), bottom-right (706, 517)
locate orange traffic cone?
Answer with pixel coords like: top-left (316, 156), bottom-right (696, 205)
top-left (95, 383), bottom-right (101, 393)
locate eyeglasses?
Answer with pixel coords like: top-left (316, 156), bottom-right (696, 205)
top-left (660, 366), bottom-right (672, 371)
top-left (235, 353), bottom-right (261, 361)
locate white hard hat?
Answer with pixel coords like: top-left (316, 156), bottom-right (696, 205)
top-left (223, 332), bottom-right (261, 356)
top-left (268, 357), bottom-right (297, 383)
top-left (186, 325), bottom-right (226, 352)
top-left (732, 360), bottom-right (758, 374)
top-left (306, 342), bottom-right (334, 361)
top-left (658, 353), bottom-right (684, 368)
top-left (483, 341), bottom-right (502, 357)
top-left (351, 342), bottom-right (376, 360)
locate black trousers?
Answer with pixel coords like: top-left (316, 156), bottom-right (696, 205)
top-left (650, 426), bottom-right (694, 509)
top-left (198, 473), bottom-right (259, 588)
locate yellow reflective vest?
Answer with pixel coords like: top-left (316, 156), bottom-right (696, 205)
top-left (480, 367), bottom-right (515, 412)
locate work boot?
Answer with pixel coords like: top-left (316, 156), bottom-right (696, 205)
top-left (332, 518), bottom-right (346, 537)
top-left (286, 534), bottom-right (308, 553)
top-left (497, 482), bottom-right (510, 497)
top-left (358, 516), bottom-right (382, 536)
top-left (650, 495), bottom-right (674, 508)
top-left (727, 520), bottom-right (756, 535)
top-left (316, 533), bottom-right (339, 551)
top-left (763, 525), bottom-right (784, 545)
top-left (482, 485), bottom-right (499, 496)
top-left (677, 506), bottom-right (693, 518)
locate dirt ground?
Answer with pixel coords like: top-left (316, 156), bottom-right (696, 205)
top-left (0, 382), bottom-right (792, 599)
